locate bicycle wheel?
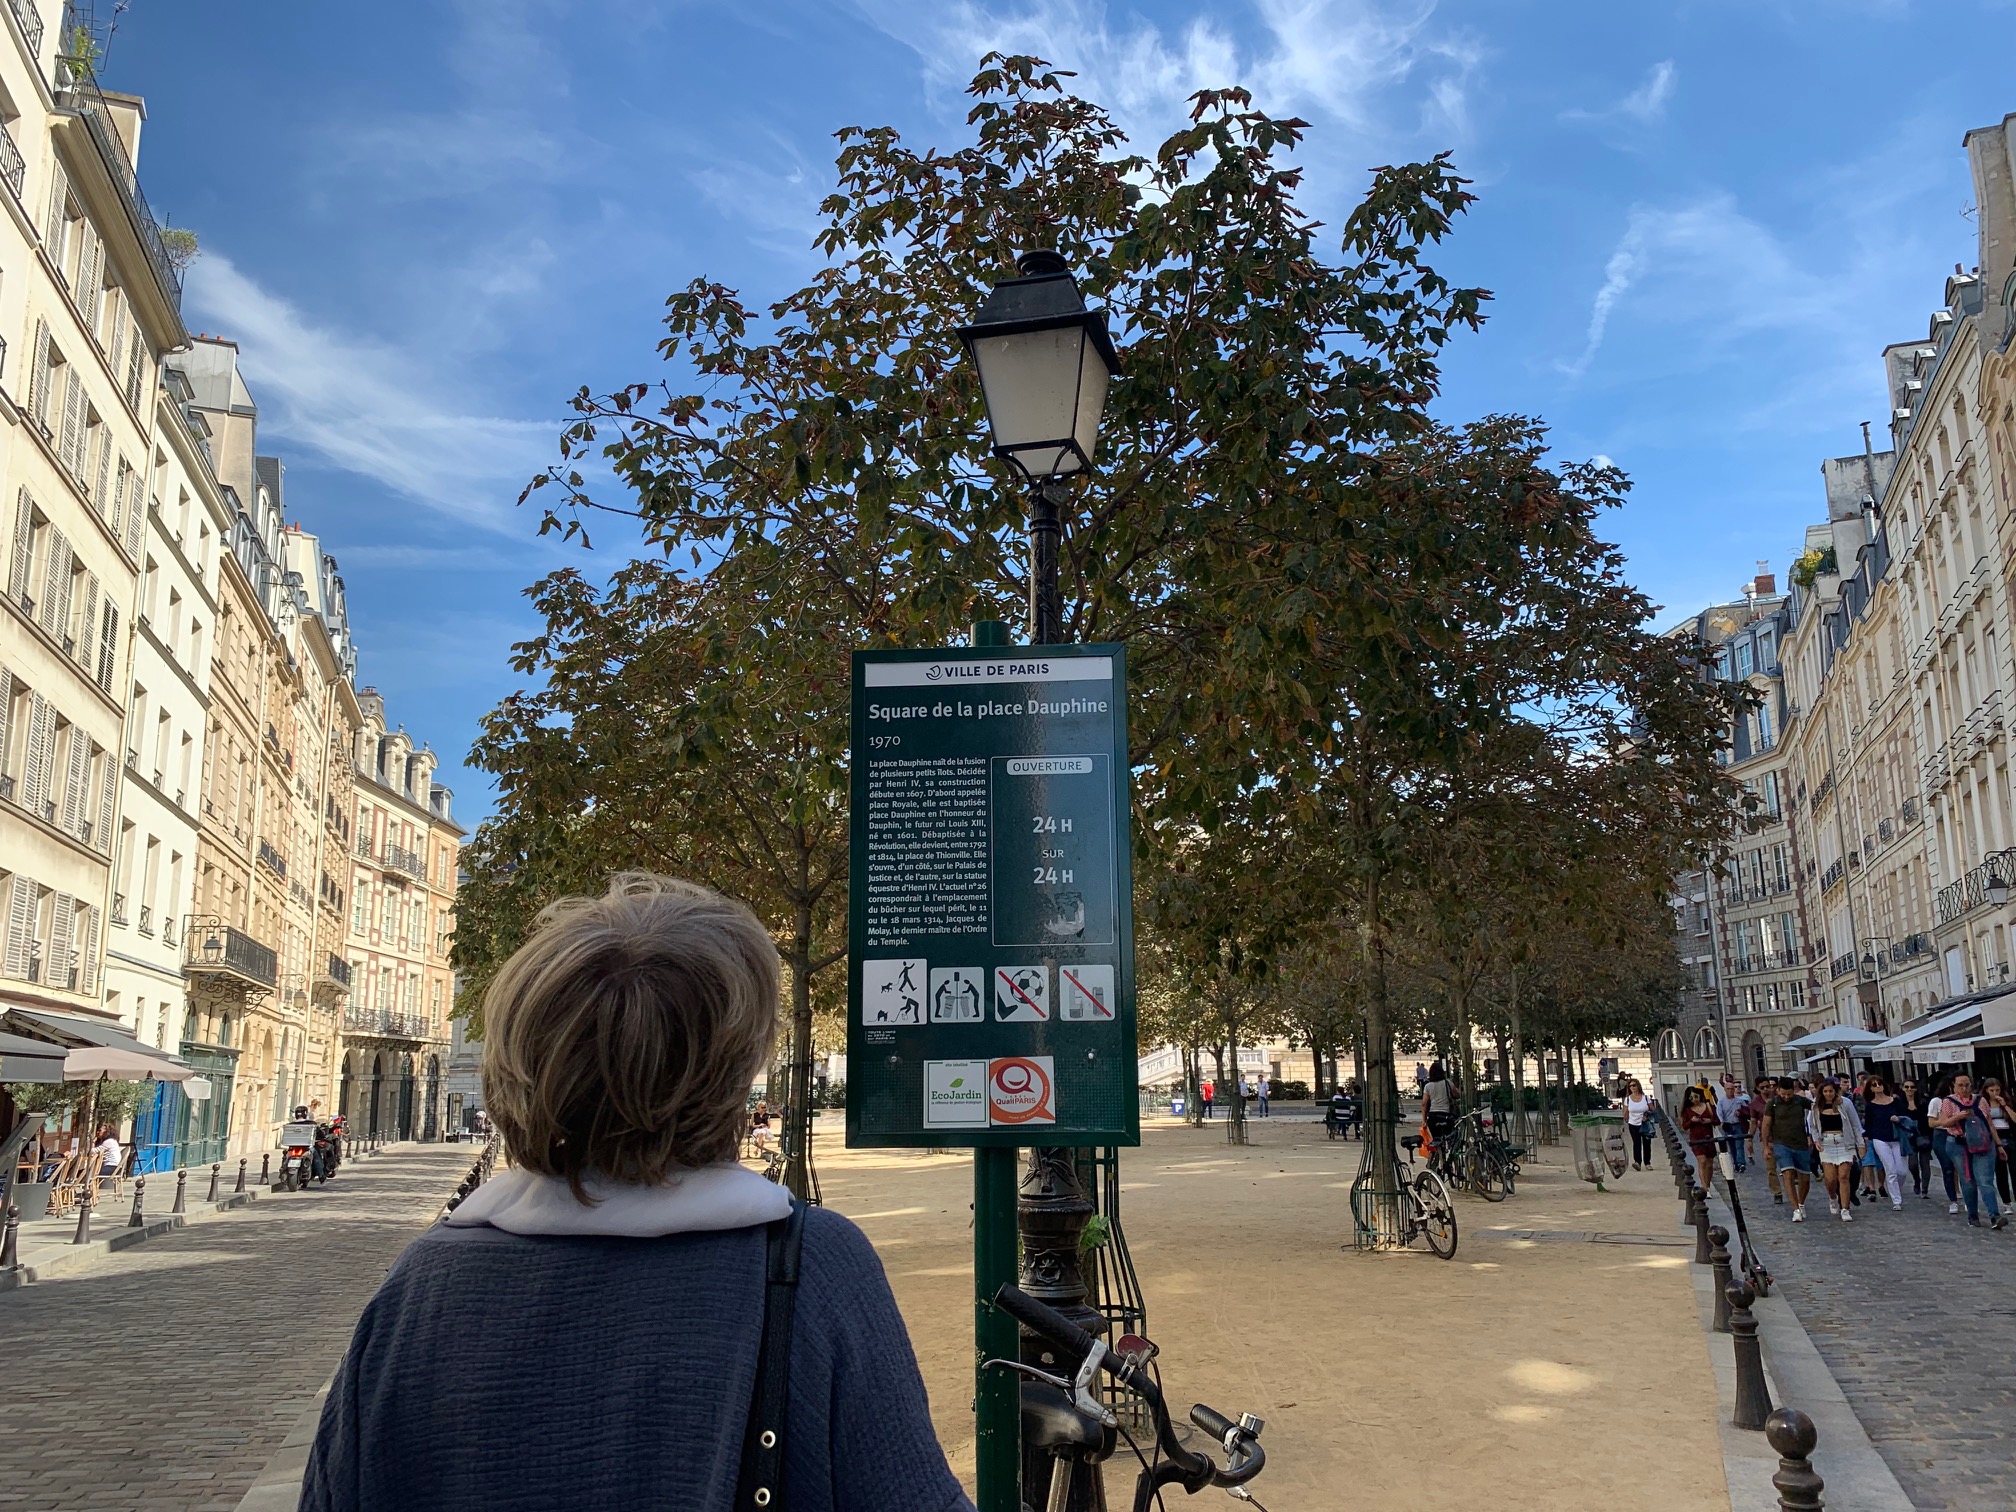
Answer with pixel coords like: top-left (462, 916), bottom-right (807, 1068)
top-left (1414, 1169), bottom-right (1459, 1259)
top-left (1470, 1145), bottom-right (1506, 1202)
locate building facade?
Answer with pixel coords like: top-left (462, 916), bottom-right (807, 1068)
top-left (1, 19), bottom-right (182, 1027)
top-left (341, 688), bottom-right (460, 1141)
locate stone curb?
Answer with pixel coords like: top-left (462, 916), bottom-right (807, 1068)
top-left (0, 1141), bottom-right (407, 1293)
top-left (232, 1385), bottom-right (329, 1511)
top-left (1689, 1187), bottom-right (1918, 1512)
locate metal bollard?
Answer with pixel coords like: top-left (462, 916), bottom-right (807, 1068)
top-left (1, 1204), bottom-right (19, 1270)
top-left (234, 1158), bottom-right (247, 1194)
top-left (72, 1187), bottom-right (93, 1245)
top-left (1709, 1225), bottom-right (1733, 1332)
top-left (1728, 1282), bottom-right (1772, 1430)
top-left (1766, 1407), bottom-right (1826, 1510)
top-left (128, 1176), bottom-right (147, 1229)
top-left (207, 1163), bottom-right (221, 1203)
top-left (261, 1153), bottom-right (271, 1184)
top-left (1692, 1185), bottom-right (1712, 1264)
top-left (172, 1169), bottom-right (187, 1214)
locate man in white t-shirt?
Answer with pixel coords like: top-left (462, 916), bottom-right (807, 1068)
top-left (1256, 1076), bottom-right (1271, 1118)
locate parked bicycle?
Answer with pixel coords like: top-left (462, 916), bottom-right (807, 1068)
top-left (990, 1283), bottom-right (1271, 1512)
top-left (1425, 1109), bottom-right (1518, 1202)
top-left (1349, 1132), bottom-right (1459, 1258)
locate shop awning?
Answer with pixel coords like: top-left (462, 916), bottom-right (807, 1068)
top-left (1782, 1024), bottom-right (1888, 1052)
top-left (1873, 1002), bottom-right (1987, 1055)
top-left (0, 1030), bottom-right (67, 1084)
top-left (1, 1009), bottom-right (194, 1083)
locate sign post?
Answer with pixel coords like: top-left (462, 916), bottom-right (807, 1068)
top-left (847, 639), bottom-right (1138, 1512)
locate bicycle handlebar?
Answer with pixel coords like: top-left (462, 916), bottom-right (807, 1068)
top-left (992, 1285), bottom-right (1265, 1499)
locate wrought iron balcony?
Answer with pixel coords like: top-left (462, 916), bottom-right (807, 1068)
top-left (0, 119), bottom-right (22, 204)
top-left (183, 915), bottom-right (278, 989)
top-left (327, 954), bottom-right (352, 987)
top-left (1821, 858), bottom-right (1846, 893)
top-left (137, 904), bottom-right (153, 937)
top-left (9, 0), bottom-right (43, 58)
top-left (1830, 951), bottom-right (1858, 981)
top-left (256, 838), bottom-right (287, 877)
top-left (341, 1006), bottom-right (436, 1041)
top-left (110, 892), bottom-right (127, 926)
top-left (52, 63), bottom-right (183, 312)
top-left (1935, 848), bottom-right (2016, 927)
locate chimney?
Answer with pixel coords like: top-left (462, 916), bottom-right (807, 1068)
top-left (1753, 572), bottom-right (1776, 596)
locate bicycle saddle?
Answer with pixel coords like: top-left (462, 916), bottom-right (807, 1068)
top-left (1400, 1135), bottom-right (1424, 1151)
top-left (1020, 1381), bottom-right (1113, 1459)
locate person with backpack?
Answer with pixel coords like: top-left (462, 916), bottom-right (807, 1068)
top-left (1714, 1078), bottom-right (1750, 1174)
top-left (1935, 1071), bottom-right (2008, 1229)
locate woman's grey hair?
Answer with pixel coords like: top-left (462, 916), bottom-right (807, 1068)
top-left (480, 872), bottom-right (778, 1199)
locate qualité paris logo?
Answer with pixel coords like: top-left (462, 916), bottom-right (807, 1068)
top-left (987, 1056), bottom-right (1056, 1125)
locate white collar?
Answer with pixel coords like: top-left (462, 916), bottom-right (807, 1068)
top-left (444, 1162), bottom-right (792, 1238)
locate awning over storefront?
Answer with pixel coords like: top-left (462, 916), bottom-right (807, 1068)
top-left (1782, 1024), bottom-right (1888, 1052)
top-left (0, 1008), bottom-right (194, 1083)
top-left (0, 1030), bottom-right (67, 1084)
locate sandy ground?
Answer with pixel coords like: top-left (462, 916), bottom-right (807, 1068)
top-left (805, 1109), bottom-right (1731, 1512)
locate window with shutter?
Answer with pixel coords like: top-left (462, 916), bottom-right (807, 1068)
top-left (81, 229), bottom-right (103, 338)
top-left (125, 341), bottom-right (145, 411)
top-left (97, 602), bottom-right (119, 691)
top-left (95, 747), bottom-right (115, 854)
top-left (27, 321), bottom-right (51, 429)
top-left (8, 488), bottom-right (31, 604)
top-left (42, 163), bottom-right (68, 262)
top-left (92, 431), bottom-right (112, 512)
top-left (0, 667), bottom-right (11, 779)
top-left (36, 531), bottom-right (68, 637)
top-left (60, 730), bottom-right (88, 836)
top-left (49, 892), bottom-right (74, 990)
top-left (22, 694), bottom-right (53, 816)
top-left (108, 293), bottom-right (127, 372)
top-left (79, 905), bottom-right (100, 995)
top-left (3, 875), bottom-right (36, 980)
top-left (122, 476), bottom-right (144, 555)
top-left (60, 369), bottom-right (84, 475)
top-left (75, 574), bottom-right (98, 672)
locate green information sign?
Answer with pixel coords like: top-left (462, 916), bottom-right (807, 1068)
top-left (846, 644), bottom-right (1138, 1147)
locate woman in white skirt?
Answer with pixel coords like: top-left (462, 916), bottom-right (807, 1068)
top-left (1807, 1080), bottom-right (1866, 1222)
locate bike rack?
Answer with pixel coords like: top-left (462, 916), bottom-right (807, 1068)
top-left (1350, 1104), bottom-right (1409, 1251)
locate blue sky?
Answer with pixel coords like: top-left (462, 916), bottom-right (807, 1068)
top-left (104, 0), bottom-right (2014, 824)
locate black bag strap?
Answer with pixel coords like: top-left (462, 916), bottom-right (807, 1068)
top-left (736, 1198), bottom-right (806, 1510)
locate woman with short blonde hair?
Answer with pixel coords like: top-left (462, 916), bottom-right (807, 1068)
top-left (302, 873), bottom-right (972, 1511)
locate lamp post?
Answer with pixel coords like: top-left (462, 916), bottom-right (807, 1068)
top-left (959, 249), bottom-right (1121, 1512)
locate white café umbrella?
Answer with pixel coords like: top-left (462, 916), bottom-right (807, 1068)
top-left (65, 1045), bottom-right (195, 1082)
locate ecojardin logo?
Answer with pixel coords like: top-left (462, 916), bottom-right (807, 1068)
top-left (924, 1059), bottom-right (988, 1128)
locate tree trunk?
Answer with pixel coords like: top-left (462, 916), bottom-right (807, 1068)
top-left (1575, 1042), bottom-right (1588, 1094)
top-left (1226, 1004), bottom-right (1246, 1146)
top-left (1453, 986), bottom-right (1478, 1116)
top-left (1210, 1042), bottom-right (1227, 1126)
top-left (1509, 969), bottom-right (1527, 1147)
top-left (783, 900), bottom-right (818, 1201)
top-left (1184, 1044), bottom-right (1203, 1126)
top-left (1360, 870), bottom-right (1399, 1229)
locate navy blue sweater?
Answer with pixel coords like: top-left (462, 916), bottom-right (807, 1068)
top-left (300, 1205), bottom-right (973, 1512)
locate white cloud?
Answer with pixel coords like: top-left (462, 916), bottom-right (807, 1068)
top-left (855, 0), bottom-right (1475, 156)
top-left (1562, 60), bottom-right (1675, 126)
top-left (184, 253), bottom-right (556, 532)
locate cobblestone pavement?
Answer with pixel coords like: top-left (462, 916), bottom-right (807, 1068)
top-left (1735, 1161), bottom-right (2016, 1511)
top-left (0, 1144), bottom-right (471, 1512)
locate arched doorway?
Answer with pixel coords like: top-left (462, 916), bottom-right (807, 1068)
top-left (368, 1052), bottom-right (386, 1138)
top-left (423, 1055), bottom-right (441, 1141)
top-left (1741, 1031), bottom-right (1765, 1084)
top-left (339, 1051), bottom-right (355, 1121)
top-left (397, 1054), bottom-right (416, 1140)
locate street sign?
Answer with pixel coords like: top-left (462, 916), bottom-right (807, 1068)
top-left (846, 644), bottom-right (1138, 1147)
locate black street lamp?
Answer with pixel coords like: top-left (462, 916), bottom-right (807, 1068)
top-left (960, 250), bottom-right (1121, 644)
top-left (961, 249), bottom-right (1121, 1512)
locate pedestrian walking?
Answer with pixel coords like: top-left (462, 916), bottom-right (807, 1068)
top-left (1935, 1072), bottom-right (2008, 1229)
top-left (1414, 1062), bottom-right (1429, 1096)
top-left (1808, 1081), bottom-right (1865, 1222)
top-left (1983, 1078), bottom-right (2016, 1205)
top-left (1859, 1072), bottom-right (1908, 1211)
top-left (1201, 1080), bottom-right (1215, 1120)
top-left (1929, 1076), bottom-right (1964, 1211)
top-left (1679, 1085), bottom-right (1719, 1180)
top-left (300, 871), bottom-right (973, 1512)
top-left (1750, 1080), bottom-right (1780, 1202)
top-left (1900, 1078), bottom-right (1934, 1197)
top-left (1256, 1074), bottom-right (1271, 1118)
top-left (1715, 1079), bottom-right (1750, 1174)
top-left (1622, 1079), bottom-right (1654, 1170)
top-left (1765, 1077), bottom-right (1816, 1221)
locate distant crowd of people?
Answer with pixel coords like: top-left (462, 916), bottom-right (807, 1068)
top-left (1664, 1069), bottom-right (2012, 1230)
top-left (1195, 1075), bottom-right (1273, 1118)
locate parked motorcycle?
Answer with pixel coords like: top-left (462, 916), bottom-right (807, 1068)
top-left (279, 1111), bottom-right (321, 1191)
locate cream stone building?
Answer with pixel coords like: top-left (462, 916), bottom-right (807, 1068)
top-left (341, 688), bottom-right (460, 1141)
top-left (1, 21), bottom-right (182, 1033)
